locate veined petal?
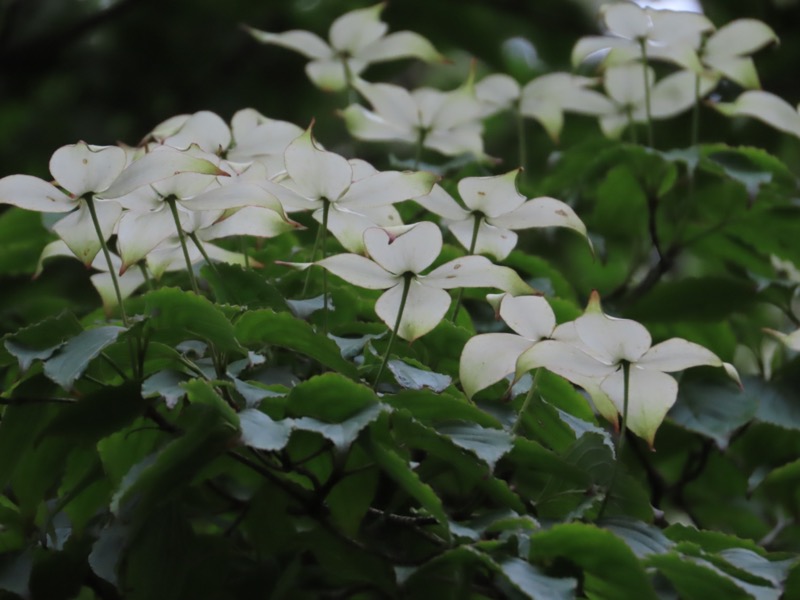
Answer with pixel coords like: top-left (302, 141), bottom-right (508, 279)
top-left (353, 79), bottom-right (419, 131)
top-left (704, 19), bottom-right (777, 61)
top-left (636, 338), bottom-right (724, 372)
top-left (712, 91), bottom-right (800, 139)
top-left (489, 196), bottom-right (590, 245)
top-left (116, 207), bottom-right (178, 271)
top-left (284, 126), bottom-right (352, 201)
top-left (424, 255), bottom-right (534, 295)
top-left (341, 104), bottom-right (418, 143)
top-left (515, 339), bottom-right (616, 381)
top-left (203, 206), bottom-right (299, 240)
top-left (182, 182), bottom-right (283, 212)
top-left (155, 111), bottom-right (232, 154)
top-left (316, 204), bottom-right (402, 254)
top-left (341, 170), bottom-right (437, 209)
top-left (363, 30), bottom-right (444, 64)
top-left (457, 169), bottom-right (524, 217)
top-left (100, 147), bottom-right (227, 199)
top-left (244, 27), bottom-right (332, 60)
top-left (448, 217), bottom-right (518, 261)
top-left (574, 311), bottom-right (651, 364)
top-left (498, 294), bottom-right (556, 341)
top-left (229, 111), bottom-right (304, 161)
top-left (601, 367), bottom-right (678, 447)
top-left (259, 179), bottom-right (318, 212)
top-left (52, 200), bottom-right (122, 265)
top-left (49, 143), bottom-right (127, 196)
top-left (306, 59), bottom-right (349, 92)
top-left (460, 333), bottom-right (536, 399)
top-left (363, 222), bottom-right (441, 275)
top-left (314, 253), bottom-right (398, 289)
top-left (0, 174), bottom-right (74, 212)
top-left (375, 279), bottom-right (451, 342)
top-left (413, 184), bottom-right (469, 221)
top-left (329, 3), bottom-right (387, 55)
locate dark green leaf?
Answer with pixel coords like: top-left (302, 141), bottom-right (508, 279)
top-left (2, 312), bottom-right (82, 370)
top-left (293, 403), bottom-right (384, 451)
top-left (601, 517), bottom-right (674, 558)
top-left (201, 262), bottom-right (289, 311)
top-left (285, 372), bottom-right (377, 422)
top-left (388, 359), bottom-right (451, 392)
top-left (141, 369), bottom-right (191, 409)
top-left (238, 408), bottom-right (292, 451)
top-left (436, 423), bottom-right (513, 470)
top-left (498, 557), bottom-right (577, 600)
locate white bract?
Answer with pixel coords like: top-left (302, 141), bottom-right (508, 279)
top-left (263, 125), bottom-right (436, 253)
top-left (515, 291), bottom-right (740, 446)
top-left (282, 221), bottom-right (534, 341)
top-left (342, 76), bottom-right (487, 159)
top-left (245, 3), bottom-right (443, 92)
top-left (414, 169), bottom-right (590, 261)
top-left (695, 19), bottom-right (778, 89)
top-left (712, 90), bottom-right (800, 140)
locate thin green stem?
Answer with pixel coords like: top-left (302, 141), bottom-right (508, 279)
top-left (626, 107), bottom-right (638, 145)
top-left (302, 214), bottom-right (326, 296)
top-left (512, 368), bottom-right (543, 434)
top-left (414, 128), bottom-right (428, 170)
top-left (639, 40), bottom-right (654, 147)
top-left (373, 274), bottom-right (412, 391)
top-left (85, 196), bottom-right (128, 326)
top-left (450, 214), bottom-right (482, 322)
top-left (321, 199), bottom-right (330, 334)
top-left (166, 197), bottom-right (199, 294)
top-left (240, 236), bottom-right (250, 269)
top-left (691, 73), bottom-right (701, 147)
top-left (188, 231), bottom-right (220, 278)
top-left (598, 361), bottom-right (631, 520)
top-left (516, 105), bottom-right (527, 179)
top-left (139, 263), bottom-right (154, 291)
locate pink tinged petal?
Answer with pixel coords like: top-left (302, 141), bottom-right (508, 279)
top-left (284, 127), bottom-right (353, 201)
top-left (158, 111), bottom-right (232, 153)
top-left (705, 19), bottom-right (777, 60)
top-left (457, 169), bottom-right (524, 217)
top-left (316, 204), bottom-right (402, 254)
top-left (460, 333), bottom-right (536, 399)
top-left (0, 175), bottom-right (74, 212)
top-left (91, 268), bottom-right (145, 313)
top-left (203, 206), bottom-right (298, 240)
top-left (499, 295), bottom-right (556, 341)
top-left (340, 170), bottom-right (437, 210)
top-left (305, 59), bottom-right (349, 92)
top-left (637, 338), bottom-right (726, 372)
top-left (600, 367), bottom-right (678, 447)
top-left (116, 207), bottom-right (179, 271)
top-left (353, 80), bottom-right (420, 131)
top-left (328, 3), bottom-right (387, 55)
top-left (448, 218), bottom-right (518, 261)
top-left (424, 123), bottom-right (485, 158)
top-left (314, 253), bottom-right (398, 289)
top-left (53, 200), bottom-right (122, 265)
top-left (49, 143), bottom-right (127, 196)
top-left (376, 279), bottom-right (451, 342)
top-left (575, 311), bottom-right (652, 364)
top-left (363, 222), bottom-right (442, 275)
top-left (100, 147), bottom-right (227, 199)
top-left (342, 104), bottom-right (418, 143)
top-left (424, 255), bottom-right (534, 295)
top-left (35, 240), bottom-right (74, 278)
top-left (413, 184), bottom-right (469, 221)
top-left (602, 3), bottom-right (650, 40)
top-left (713, 91), bottom-right (800, 139)
top-left (363, 30), bottom-right (444, 63)
top-left (244, 27), bottom-right (332, 60)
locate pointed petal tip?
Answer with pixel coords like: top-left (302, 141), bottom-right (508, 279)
top-left (585, 289), bottom-right (603, 314)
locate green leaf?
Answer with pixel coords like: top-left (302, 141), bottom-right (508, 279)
top-left (0, 208), bottom-right (51, 276)
top-left (528, 523), bottom-right (657, 600)
top-left (201, 262), bottom-right (289, 311)
top-left (144, 287), bottom-right (242, 353)
top-left (42, 325), bottom-right (126, 389)
top-left (293, 403), bottom-right (385, 452)
top-left (388, 359), bottom-right (451, 392)
top-left (498, 557), bottom-right (577, 600)
top-left (141, 369), bottom-right (191, 409)
top-left (627, 277), bottom-right (757, 322)
top-left (383, 389), bottom-right (502, 428)
top-left (647, 553), bottom-right (760, 600)
top-left (0, 550), bottom-right (33, 596)
top-left (235, 309), bottom-right (359, 379)
top-left (182, 379), bottom-right (239, 430)
top-left (671, 378), bottom-right (758, 449)
top-left (717, 548), bottom-right (797, 588)
top-left (601, 517), bottom-right (674, 558)
top-left (435, 423), bottom-right (513, 470)
top-left (2, 312), bottom-right (82, 371)
top-left (285, 373), bottom-right (377, 422)
top-left (592, 164), bottom-right (648, 239)
top-left (238, 408), bottom-right (292, 451)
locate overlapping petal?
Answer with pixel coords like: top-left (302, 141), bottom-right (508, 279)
top-left (49, 143), bottom-right (127, 196)
top-left (363, 222), bottom-right (441, 275)
top-left (375, 279), bottom-right (451, 342)
top-left (0, 175), bottom-right (73, 212)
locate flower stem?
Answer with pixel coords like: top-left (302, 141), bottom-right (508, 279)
top-left (414, 128), bottom-right (428, 170)
top-left (188, 231), bottom-right (219, 278)
top-left (450, 214), bottom-right (481, 322)
top-left (373, 274), bottom-right (412, 391)
top-left (139, 263), bottom-right (154, 291)
top-left (85, 196), bottom-right (128, 326)
top-left (321, 199), bottom-right (330, 334)
top-left (598, 361), bottom-right (631, 520)
top-left (512, 368), bottom-right (542, 434)
top-left (166, 196), bottom-right (199, 294)
top-left (691, 73), bottom-right (701, 146)
top-left (639, 40), bottom-right (654, 147)
top-left (516, 105), bottom-right (527, 180)
top-left (302, 213), bottom-right (326, 296)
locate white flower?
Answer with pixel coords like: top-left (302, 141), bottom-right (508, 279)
top-left (712, 90), bottom-right (800, 140)
top-left (245, 3), bottom-right (444, 92)
top-left (414, 169), bottom-right (590, 261)
top-left (282, 221), bottom-right (534, 341)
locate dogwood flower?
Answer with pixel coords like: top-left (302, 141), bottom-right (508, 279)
top-left (281, 221), bottom-right (534, 341)
top-left (227, 108), bottom-right (305, 177)
top-left (515, 291), bottom-right (740, 446)
top-left (712, 90), bottom-right (800, 140)
top-left (342, 76), bottom-right (487, 159)
top-left (245, 3), bottom-right (444, 92)
top-left (414, 169), bottom-right (590, 261)
top-left (262, 125), bottom-right (436, 253)
top-left (145, 110), bottom-right (232, 155)
top-left (694, 19), bottom-right (778, 89)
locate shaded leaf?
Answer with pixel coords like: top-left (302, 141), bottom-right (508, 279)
top-left (238, 408), bottom-right (292, 451)
top-left (389, 359), bottom-right (451, 392)
top-left (141, 369), bottom-right (191, 409)
top-left (43, 326), bottom-right (126, 389)
top-left (436, 423), bottom-right (513, 470)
